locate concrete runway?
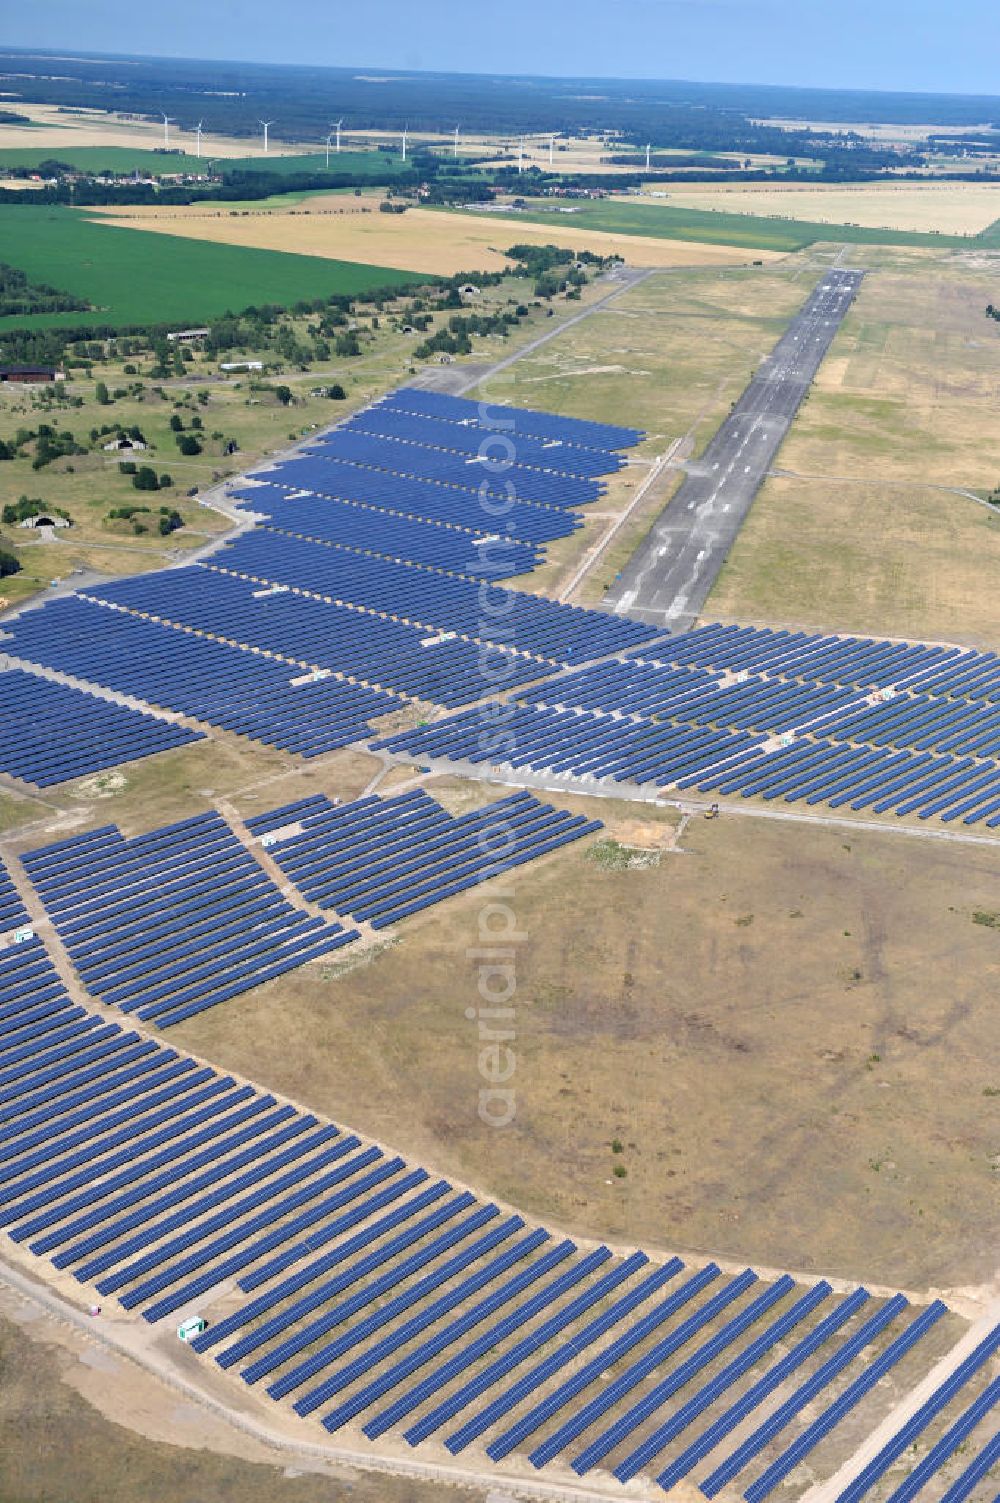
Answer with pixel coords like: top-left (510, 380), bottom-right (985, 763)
top-left (603, 267), bottom-right (864, 631)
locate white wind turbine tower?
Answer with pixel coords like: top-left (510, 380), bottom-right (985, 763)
top-left (194, 120), bottom-right (204, 158)
top-left (453, 123), bottom-right (460, 158)
top-left (161, 113), bottom-right (173, 149)
top-left (334, 118), bottom-right (344, 152)
top-left (549, 134), bottom-right (555, 166)
top-left (259, 119), bottom-right (274, 154)
top-left (517, 135), bottom-right (524, 173)
top-left (401, 126), bottom-right (408, 161)
top-left (645, 142), bottom-right (651, 171)
top-left (325, 130), bottom-right (335, 168)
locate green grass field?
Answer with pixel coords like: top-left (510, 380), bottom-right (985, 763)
top-left (0, 145), bottom-right (407, 178)
top-left (0, 205), bottom-right (430, 330)
top-left (465, 198), bottom-right (988, 252)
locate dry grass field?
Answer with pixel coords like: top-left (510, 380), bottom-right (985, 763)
top-left (649, 181), bottom-right (1000, 235)
top-left (92, 199), bottom-right (782, 274)
top-left (0, 1298), bottom-right (471, 1503)
top-left (710, 247), bottom-right (1000, 645)
top-left (166, 785), bottom-right (1000, 1295)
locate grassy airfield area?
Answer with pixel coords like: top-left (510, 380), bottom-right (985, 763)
top-left (709, 246), bottom-right (1000, 645)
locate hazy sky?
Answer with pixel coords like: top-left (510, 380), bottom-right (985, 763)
top-left (4, 0), bottom-right (1000, 96)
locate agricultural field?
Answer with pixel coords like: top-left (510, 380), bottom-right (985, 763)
top-left (89, 197), bottom-right (779, 274)
top-left (0, 206), bottom-right (428, 332)
top-left (0, 144), bottom-right (406, 179)
top-left (475, 196), bottom-right (999, 251)
top-left (709, 246), bottom-right (1000, 646)
top-left (655, 180), bottom-right (1000, 235)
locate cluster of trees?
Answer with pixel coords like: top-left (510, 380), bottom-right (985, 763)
top-left (987, 304), bottom-right (1000, 323)
top-left (0, 547), bottom-right (20, 578)
top-left (170, 411), bottom-right (204, 454)
top-left (106, 502), bottom-right (183, 536)
top-left (28, 424), bottom-right (87, 470)
top-left (89, 421), bottom-right (147, 445)
top-left (118, 461), bottom-right (173, 492)
top-left (413, 306), bottom-right (528, 360)
top-left (0, 261), bottom-right (89, 317)
top-left (504, 243), bottom-right (608, 297)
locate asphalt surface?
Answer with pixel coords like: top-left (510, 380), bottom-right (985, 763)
top-left (603, 266), bottom-right (864, 631)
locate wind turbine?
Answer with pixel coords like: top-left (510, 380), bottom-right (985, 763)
top-left (194, 120), bottom-right (204, 158)
top-left (517, 136), bottom-right (524, 174)
top-left (401, 126), bottom-right (408, 162)
top-left (325, 131), bottom-right (335, 168)
top-left (334, 118), bottom-right (344, 152)
top-left (645, 142), bottom-right (651, 171)
top-left (161, 113), bottom-right (173, 149)
top-left (259, 119), bottom-right (274, 154)
top-left (453, 123), bottom-right (460, 158)
top-left (549, 134), bottom-right (555, 166)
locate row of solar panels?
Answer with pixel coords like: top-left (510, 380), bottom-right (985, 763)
top-left (22, 815), bottom-right (354, 1028)
top-left (376, 702), bottom-right (764, 790)
top-left (378, 699), bottom-right (1000, 826)
top-left (202, 529), bottom-right (655, 668)
top-left (2, 934), bottom-right (987, 1500)
top-left (376, 386), bottom-right (645, 453)
top-left (527, 655), bottom-right (1000, 763)
top-left (245, 788), bottom-right (601, 929)
top-left (660, 622), bottom-right (1000, 702)
top-left (80, 570), bottom-right (543, 708)
top-left (0, 855), bottom-right (29, 935)
top-left (304, 429), bottom-right (606, 509)
top-left (234, 483), bottom-right (547, 581)
top-left (338, 404), bottom-right (627, 479)
top-left (0, 668), bottom-right (201, 788)
top-left (245, 457), bottom-right (584, 546)
top-left (1, 596), bottom-right (398, 765)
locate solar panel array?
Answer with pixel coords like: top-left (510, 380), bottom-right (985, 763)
top-left (376, 623), bottom-right (1000, 826)
top-left (375, 386), bottom-right (645, 452)
top-left (244, 788), bottom-right (602, 929)
top-left (21, 813), bottom-right (356, 1028)
top-left (0, 932), bottom-right (956, 1499)
top-left (339, 405), bottom-right (627, 478)
top-left (0, 668), bottom-right (202, 788)
top-left (304, 429), bottom-right (605, 509)
top-left (232, 482), bottom-right (546, 580)
top-left (0, 388), bottom-right (653, 770)
top-left (80, 569), bottom-right (542, 708)
top-left (2, 596), bottom-right (398, 759)
top-left (244, 458), bottom-right (583, 549)
top-left (201, 531), bottom-right (651, 667)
